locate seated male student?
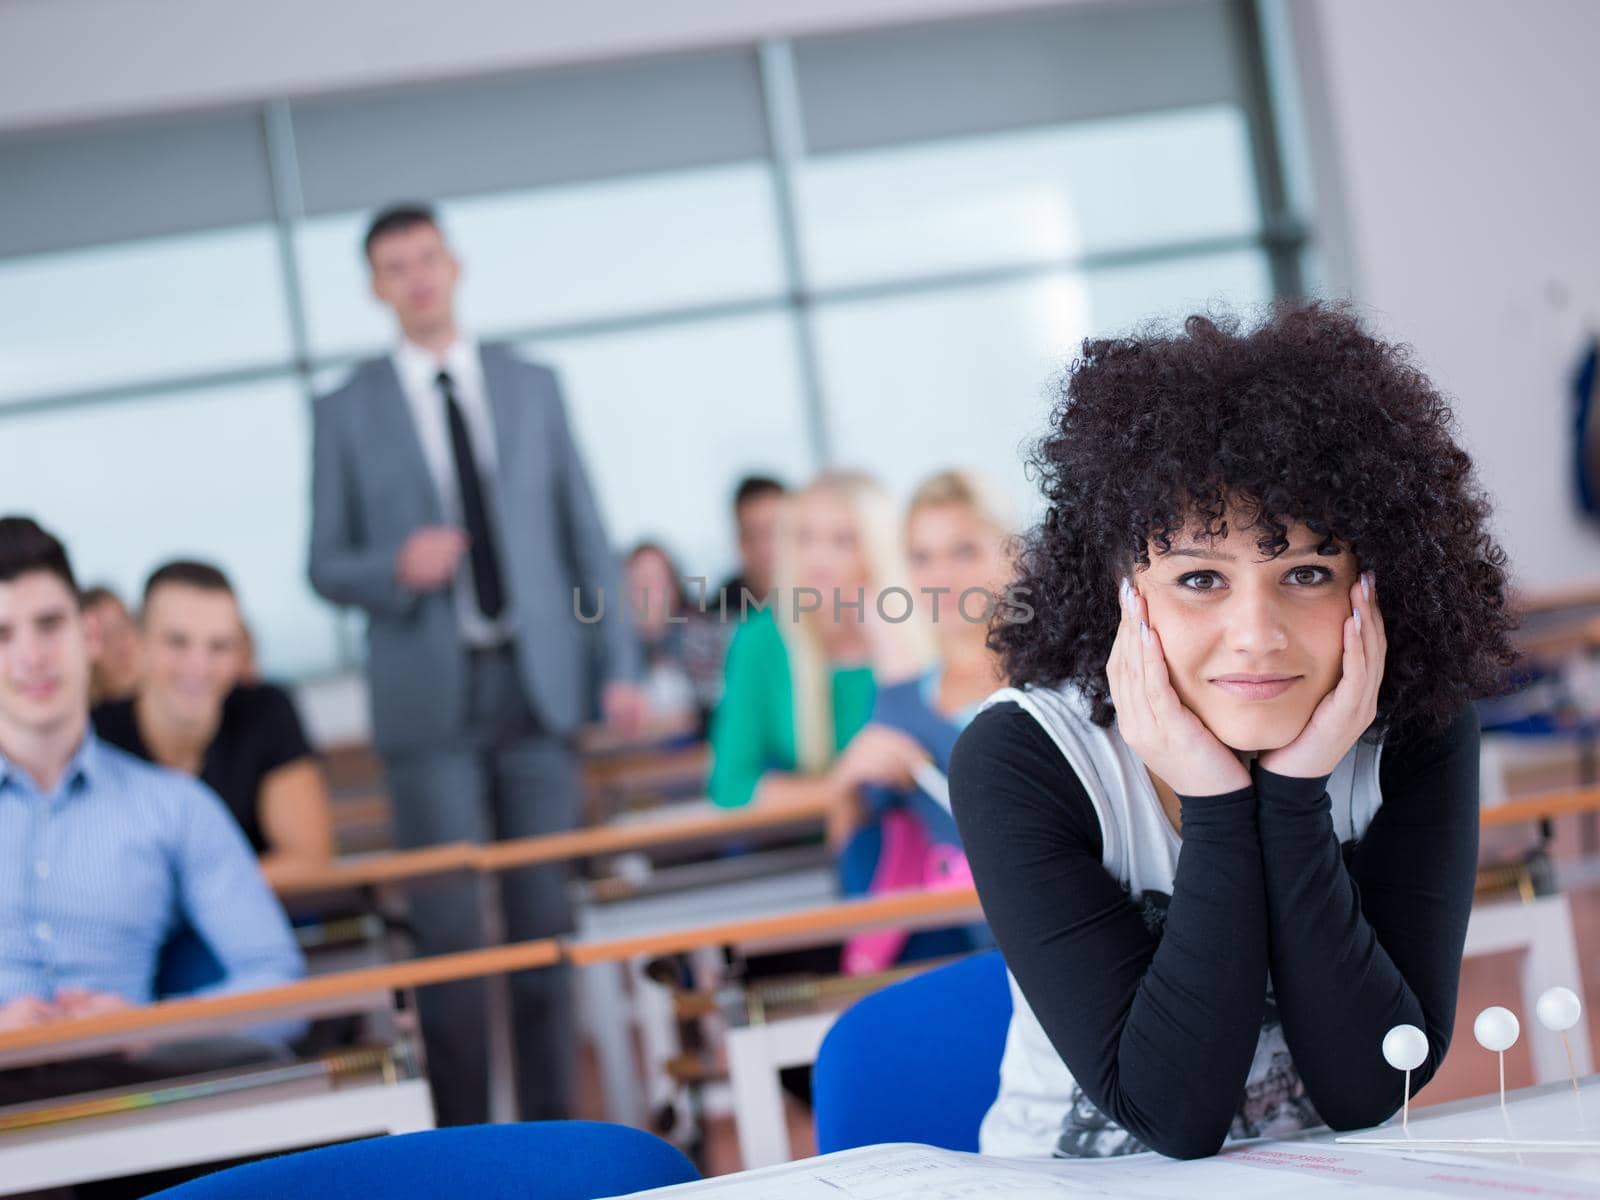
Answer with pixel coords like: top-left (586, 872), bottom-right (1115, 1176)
top-left (93, 561), bottom-right (335, 888)
top-left (81, 585), bottom-right (141, 706)
top-left (0, 518), bottom-right (305, 1103)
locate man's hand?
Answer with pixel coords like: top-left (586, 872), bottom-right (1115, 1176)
top-left (52, 989), bottom-right (134, 1020)
top-left (395, 526), bottom-right (469, 592)
top-left (602, 681), bottom-right (648, 739)
top-left (0, 995), bottom-right (57, 1031)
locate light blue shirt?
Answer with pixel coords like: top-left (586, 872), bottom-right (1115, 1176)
top-left (0, 732), bottom-right (305, 1007)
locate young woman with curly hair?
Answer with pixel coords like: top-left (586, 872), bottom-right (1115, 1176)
top-left (949, 302), bottom-right (1516, 1161)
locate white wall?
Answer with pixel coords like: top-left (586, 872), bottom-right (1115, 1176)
top-left (1288, 0), bottom-right (1600, 589)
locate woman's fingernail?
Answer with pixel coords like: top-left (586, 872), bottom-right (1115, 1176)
top-left (1139, 620), bottom-right (1150, 644)
top-left (1361, 572), bottom-right (1372, 601)
top-left (1354, 608), bottom-right (1362, 633)
top-left (1120, 577), bottom-right (1132, 609)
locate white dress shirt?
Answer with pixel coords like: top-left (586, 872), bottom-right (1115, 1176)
top-left (392, 335), bottom-right (516, 648)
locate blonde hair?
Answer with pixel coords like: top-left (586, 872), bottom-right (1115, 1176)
top-left (773, 470), bottom-right (932, 772)
top-left (907, 468), bottom-right (1018, 538)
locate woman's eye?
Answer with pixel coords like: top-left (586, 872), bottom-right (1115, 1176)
top-left (1177, 571), bottom-right (1222, 591)
top-left (1285, 565), bottom-right (1333, 586)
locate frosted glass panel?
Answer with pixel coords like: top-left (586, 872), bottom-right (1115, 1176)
top-left (813, 250), bottom-right (1275, 520)
top-left (0, 379), bottom-right (341, 677)
top-left (797, 106), bottom-right (1258, 288)
top-left (298, 163), bottom-right (787, 359)
top-left (815, 281), bottom-right (1082, 524)
top-left (1085, 248), bottom-right (1275, 336)
top-left (0, 227), bottom-right (292, 403)
top-left (521, 313), bottom-right (814, 581)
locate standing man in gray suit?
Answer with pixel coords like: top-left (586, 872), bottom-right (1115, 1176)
top-left (309, 204), bottom-right (644, 1126)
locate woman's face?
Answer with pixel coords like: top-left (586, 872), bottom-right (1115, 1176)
top-left (791, 491), bottom-right (868, 598)
top-left (906, 503), bottom-right (1010, 643)
top-left (626, 548), bottom-right (678, 638)
top-left (1135, 518), bottom-right (1358, 752)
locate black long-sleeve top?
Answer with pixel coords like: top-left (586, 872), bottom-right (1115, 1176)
top-left (949, 700), bottom-right (1479, 1160)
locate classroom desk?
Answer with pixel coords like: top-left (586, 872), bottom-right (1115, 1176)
top-left (271, 841), bottom-right (479, 899)
top-left (477, 796), bottom-right (832, 874)
top-left (0, 1061), bottom-right (433, 1196)
top-left (268, 797), bottom-right (834, 898)
top-left (262, 797), bottom-right (833, 1128)
top-left (0, 940), bottom-right (563, 1192)
top-left (1480, 784), bottom-right (1600, 828)
top-left (565, 886), bottom-right (982, 968)
top-left (571, 846), bottom-right (840, 1131)
top-left (617, 1088), bottom-right (1600, 1196)
top-left (611, 1076), bottom-right (1600, 1198)
top-left (271, 779), bottom-right (1600, 900)
top-left (571, 878), bottom-right (982, 1133)
top-left (625, 889), bottom-right (1575, 1171)
top-left (0, 939), bottom-right (561, 1070)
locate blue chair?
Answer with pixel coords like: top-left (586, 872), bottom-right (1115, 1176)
top-left (146, 1121), bottom-right (699, 1199)
top-left (813, 950), bottom-right (1011, 1154)
top-left (153, 922), bottom-right (226, 997)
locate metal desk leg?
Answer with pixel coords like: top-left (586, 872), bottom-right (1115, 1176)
top-left (725, 1011), bottom-right (837, 1170)
top-left (581, 957), bottom-right (645, 1127)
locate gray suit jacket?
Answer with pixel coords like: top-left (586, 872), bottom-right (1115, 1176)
top-left (308, 344), bottom-right (639, 752)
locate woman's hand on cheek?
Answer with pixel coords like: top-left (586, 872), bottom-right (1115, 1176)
top-left (1109, 578), bottom-right (1252, 798)
top-left (1258, 573), bottom-right (1386, 779)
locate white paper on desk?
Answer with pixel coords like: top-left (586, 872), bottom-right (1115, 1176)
top-left (601, 1139), bottom-right (1600, 1199)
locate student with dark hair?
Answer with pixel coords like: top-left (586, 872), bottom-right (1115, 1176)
top-left (624, 541), bottom-right (722, 739)
top-left (0, 517), bottom-right (302, 1070)
top-left (81, 585), bottom-right (141, 706)
top-left (719, 474), bottom-right (785, 608)
top-left (950, 304), bottom-right (1515, 1160)
top-left (309, 202), bottom-right (644, 1126)
top-left (93, 560), bottom-right (335, 888)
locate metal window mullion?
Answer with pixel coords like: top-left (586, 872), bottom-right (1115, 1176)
top-left (756, 39), bottom-right (831, 470)
top-left (1229, 0), bottom-right (1305, 300)
top-left (263, 98), bottom-right (362, 671)
top-left (261, 101), bottom-right (316, 388)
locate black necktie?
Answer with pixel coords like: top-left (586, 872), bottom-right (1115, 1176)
top-left (436, 369), bottom-right (506, 620)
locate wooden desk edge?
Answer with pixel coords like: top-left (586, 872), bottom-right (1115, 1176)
top-left (1480, 787), bottom-right (1600, 828)
top-left (273, 800), bottom-right (833, 894)
top-left (564, 887), bottom-right (982, 966)
top-left (272, 842), bottom-right (479, 897)
top-left (0, 938), bottom-right (561, 1057)
top-left (475, 799), bottom-right (831, 872)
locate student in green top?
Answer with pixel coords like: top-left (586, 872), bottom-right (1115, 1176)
top-left (708, 470), bottom-right (931, 845)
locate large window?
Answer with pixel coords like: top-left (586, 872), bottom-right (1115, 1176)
top-left (0, 0), bottom-right (1303, 680)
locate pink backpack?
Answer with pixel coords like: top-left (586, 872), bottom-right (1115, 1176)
top-left (841, 808), bottom-right (974, 976)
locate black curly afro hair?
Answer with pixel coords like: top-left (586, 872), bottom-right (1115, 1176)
top-left (995, 300), bottom-right (1517, 739)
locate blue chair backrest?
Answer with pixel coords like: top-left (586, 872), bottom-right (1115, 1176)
top-left (146, 1120), bottom-right (699, 1199)
top-left (813, 950), bottom-right (1011, 1154)
top-left (153, 921), bottom-right (227, 998)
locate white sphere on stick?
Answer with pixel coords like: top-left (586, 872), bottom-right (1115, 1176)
top-left (1382, 1024), bottom-right (1429, 1072)
top-left (1474, 1006), bottom-right (1520, 1053)
top-left (1535, 987), bottom-right (1582, 1033)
